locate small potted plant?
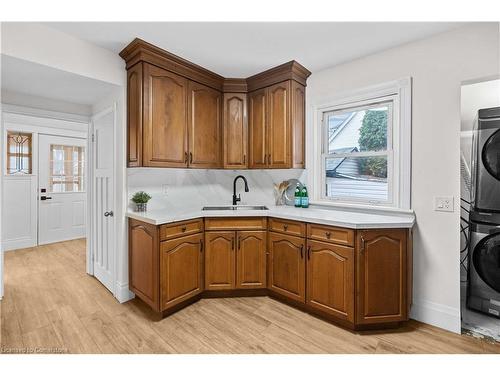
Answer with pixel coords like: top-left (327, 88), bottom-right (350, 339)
top-left (131, 191), bottom-right (152, 212)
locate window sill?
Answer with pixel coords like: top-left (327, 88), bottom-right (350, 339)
top-left (309, 199), bottom-right (414, 216)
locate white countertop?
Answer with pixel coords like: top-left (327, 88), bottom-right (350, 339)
top-left (126, 204), bottom-right (415, 229)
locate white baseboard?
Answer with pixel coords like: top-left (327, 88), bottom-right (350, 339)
top-left (410, 298), bottom-right (461, 333)
top-left (115, 281), bottom-right (135, 303)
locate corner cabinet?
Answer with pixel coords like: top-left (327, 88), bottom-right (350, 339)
top-left (129, 218), bottom-right (204, 313)
top-left (121, 39), bottom-right (310, 169)
top-left (188, 82), bottom-right (222, 168)
top-left (248, 80), bottom-right (306, 169)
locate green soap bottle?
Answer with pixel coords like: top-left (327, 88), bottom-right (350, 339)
top-left (301, 185), bottom-right (309, 208)
top-left (294, 183), bottom-right (301, 207)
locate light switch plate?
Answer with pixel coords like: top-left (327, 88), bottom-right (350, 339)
top-left (434, 196), bottom-right (454, 212)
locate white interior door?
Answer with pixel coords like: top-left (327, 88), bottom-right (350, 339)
top-left (92, 108), bottom-right (115, 293)
top-left (38, 135), bottom-right (87, 245)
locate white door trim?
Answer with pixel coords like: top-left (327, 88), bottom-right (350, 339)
top-left (89, 104), bottom-right (117, 296)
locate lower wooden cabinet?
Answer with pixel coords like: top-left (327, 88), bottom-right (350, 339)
top-left (160, 233), bottom-right (204, 310)
top-left (129, 217), bottom-right (411, 329)
top-left (205, 231), bottom-right (236, 290)
top-left (205, 230), bottom-right (267, 290)
top-left (268, 232), bottom-right (306, 302)
top-left (236, 231), bottom-right (266, 289)
top-left (356, 229), bottom-right (408, 325)
top-left (129, 219), bottom-right (159, 310)
top-left (306, 239), bottom-right (354, 322)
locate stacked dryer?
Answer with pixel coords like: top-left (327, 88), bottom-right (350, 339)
top-left (467, 106), bottom-right (500, 318)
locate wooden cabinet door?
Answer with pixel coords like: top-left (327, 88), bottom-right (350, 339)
top-left (129, 219), bottom-right (159, 311)
top-left (160, 233), bottom-right (203, 310)
top-left (188, 81), bottom-right (222, 168)
top-left (267, 81), bottom-right (291, 168)
top-left (205, 231), bottom-right (235, 290)
top-left (356, 229), bottom-right (408, 324)
top-left (236, 231), bottom-right (266, 289)
top-left (223, 93), bottom-right (247, 168)
top-left (127, 62), bottom-right (143, 167)
top-left (291, 81), bottom-right (305, 168)
top-left (268, 232), bottom-right (306, 302)
top-left (143, 63), bottom-right (188, 167)
top-left (248, 88), bottom-right (268, 168)
top-left (306, 240), bottom-right (354, 322)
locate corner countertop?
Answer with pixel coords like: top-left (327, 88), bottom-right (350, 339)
top-left (126, 204), bottom-right (415, 229)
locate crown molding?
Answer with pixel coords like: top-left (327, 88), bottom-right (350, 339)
top-left (246, 61), bottom-right (311, 92)
top-left (120, 38), bottom-right (311, 93)
top-left (120, 38), bottom-right (225, 91)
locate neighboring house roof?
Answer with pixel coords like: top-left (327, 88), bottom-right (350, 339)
top-left (328, 112), bottom-right (355, 144)
top-left (326, 147), bottom-right (358, 172)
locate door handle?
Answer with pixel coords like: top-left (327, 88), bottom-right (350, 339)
top-left (184, 151), bottom-right (188, 164)
top-left (243, 154), bottom-right (246, 164)
top-left (360, 236), bottom-right (365, 252)
top-left (300, 244), bottom-right (304, 258)
top-left (307, 246), bottom-right (311, 260)
top-left (237, 235), bottom-right (241, 250)
top-left (200, 239), bottom-right (203, 252)
top-left (190, 152), bottom-right (193, 164)
top-left (231, 237), bottom-right (234, 250)
top-left (104, 211), bottom-right (114, 217)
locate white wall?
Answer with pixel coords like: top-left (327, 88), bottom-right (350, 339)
top-left (306, 23), bottom-right (500, 333)
top-left (2, 90), bottom-right (92, 116)
top-left (1, 23), bottom-right (124, 86)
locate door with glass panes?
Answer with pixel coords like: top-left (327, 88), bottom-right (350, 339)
top-left (38, 135), bottom-right (86, 245)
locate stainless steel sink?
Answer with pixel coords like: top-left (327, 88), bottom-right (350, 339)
top-left (202, 205), bottom-right (269, 211)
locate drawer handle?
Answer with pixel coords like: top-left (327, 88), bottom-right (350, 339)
top-left (181, 226), bottom-right (187, 232)
top-left (325, 231), bottom-right (331, 239)
top-left (300, 244), bottom-right (304, 258)
top-left (283, 224), bottom-right (288, 231)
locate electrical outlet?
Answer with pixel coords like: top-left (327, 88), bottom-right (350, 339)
top-left (161, 184), bottom-right (168, 194)
top-left (434, 196), bottom-right (454, 212)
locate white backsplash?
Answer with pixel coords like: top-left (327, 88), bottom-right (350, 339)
top-left (127, 168), bottom-right (307, 211)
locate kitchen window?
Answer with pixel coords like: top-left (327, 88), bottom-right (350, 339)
top-left (312, 78), bottom-right (412, 210)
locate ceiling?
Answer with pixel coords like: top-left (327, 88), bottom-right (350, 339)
top-left (1, 54), bottom-right (119, 106)
top-left (45, 22), bottom-right (466, 77)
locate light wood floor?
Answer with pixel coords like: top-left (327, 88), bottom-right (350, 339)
top-left (1, 239), bottom-right (499, 354)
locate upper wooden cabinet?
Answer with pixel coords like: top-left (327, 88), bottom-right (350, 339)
top-left (143, 63), bottom-right (188, 167)
top-left (223, 93), bottom-right (247, 168)
top-left (188, 81), bottom-right (222, 168)
top-left (248, 80), bottom-right (305, 169)
top-left (120, 39), bottom-right (311, 169)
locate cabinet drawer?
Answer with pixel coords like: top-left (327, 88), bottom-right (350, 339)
top-left (268, 218), bottom-right (305, 237)
top-left (205, 217), bottom-right (267, 231)
top-left (160, 219), bottom-right (204, 241)
top-left (307, 223), bottom-right (354, 247)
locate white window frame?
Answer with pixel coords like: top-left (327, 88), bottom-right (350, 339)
top-left (309, 77), bottom-right (412, 212)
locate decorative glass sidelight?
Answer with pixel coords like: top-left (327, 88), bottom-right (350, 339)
top-left (6, 131), bottom-right (32, 175)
